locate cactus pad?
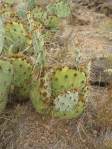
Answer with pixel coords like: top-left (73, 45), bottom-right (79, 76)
top-left (32, 8), bottom-right (48, 26)
top-left (30, 70), bottom-right (52, 114)
top-left (30, 70), bottom-right (53, 114)
top-left (52, 91), bottom-right (85, 118)
top-left (4, 0), bottom-right (15, 6)
top-left (51, 67), bottom-right (87, 96)
top-left (0, 59), bottom-right (13, 112)
top-left (10, 55), bottom-right (33, 100)
top-left (47, 0), bottom-right (71, 18)
top-left (47, 16), bottom-right (60, 30)
top-left (4, 21), bottom-right (28, 53)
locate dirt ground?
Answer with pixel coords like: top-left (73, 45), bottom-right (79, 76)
top-left (0, 1), bottom-right (112, 149)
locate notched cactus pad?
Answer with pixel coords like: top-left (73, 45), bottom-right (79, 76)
top-left (0, 59), bottom-right (13, 112)
top-left (51, 67), bottom-right (87, 96)
top-left (52, 91), bottom-right (85, 118)
top-left (10, 56), bottom-right (33, 100)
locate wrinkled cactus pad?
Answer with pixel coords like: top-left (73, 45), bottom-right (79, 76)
top-left (0, 59), bottom-right (13, 112)
top-left (52, 90), bottom-right (85, 118)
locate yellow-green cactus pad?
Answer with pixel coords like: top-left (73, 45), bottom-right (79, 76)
top-left (0, 59), bottom-right (13, 112)
top-left (30, 71), bottom-right (52, 114)
top-left (4, 21), bottom-right (28, 53)
top-left (30, 81), bottom-right (49, 114)
top-left (51, 67), bottom-right (87, 96)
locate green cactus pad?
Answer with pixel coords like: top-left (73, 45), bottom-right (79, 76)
top-left (30, 81), bottom-right (49, 114)
top-left (52, 91), bottom-right (85, 119)
top-left (30, 70), bottom-right (52, 114)
top-left (4, 0), bottom-right (15, 5)
top-left (47, 16), bottom-right (60, 30)
top-left (27, 0), bottom-right (36, 10)
top-left (47, 0), bottom-right (71, 18)
top-left (10, 55), bottom-right (33, 100)
top-left (4, 21), bottom-right (28, 53)
top-left (0, 59), bottom-right (13, 112)
top-left (30, 70), bottom-right (51, 114)
top-left (32, 8), bottom-right (48, 26)
top-left (16, 1), bottom-right (27, 18)
top-left (51, 67), bottom-right (87, 96)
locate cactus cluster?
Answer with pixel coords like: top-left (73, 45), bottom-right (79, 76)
top-left (0, 0), bottom-right (88, 119)
top-left (0, 0), bottom-right (71, 56)
top-left (30, 66), bottom-right (87, 118)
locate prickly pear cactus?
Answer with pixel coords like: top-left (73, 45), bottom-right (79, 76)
top-left (30, 66), bottom-right (87, 119)
top-left (32, 31), bottom-right (46, 68)
top-left (16, 1), bottom-right (27, 18)
top-left (0, 59), bottom-right (13, 112)
top-left (50, 66), bottom-right (87, 118)
top-left (51, 67), bottom-right (87, 96)
top-left (32, 7), bottom-right (60, 30)
top-left (32, 7), bottom-right (48, 26)
top-left (52, 91), bottom-right (85, 118)
top-left (27, 0), bottom-right (36, 10)
top-left (30, 70), bottom-right (52, 114)
top-left (4, 21), bottom-right (28, 53)
top-left (10, 55), bottom-right (33, 100)
top-left (4, 0), bottom-right (15, 6)
top-left (47, 16), bottom-right (60, 30)
top-left (54, 0), bottom-right (71, 18)
top-left (47, 0), bottom-right (71, 18)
